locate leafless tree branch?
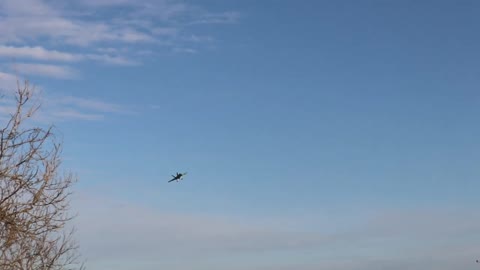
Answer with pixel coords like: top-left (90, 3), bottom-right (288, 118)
top-left (0, 78), bottom-right (84, 270)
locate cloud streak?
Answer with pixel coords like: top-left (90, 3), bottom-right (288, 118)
top-left (13, 63), bottom-right (78, 79)
top-left (50, 95), bottom-right (133, 114)
top-left (0, 45), bottom-right (81, 61)
top-left (0, 73), bottom-right (133, 123)
top-left (0, 45), bottom-right (138, 67)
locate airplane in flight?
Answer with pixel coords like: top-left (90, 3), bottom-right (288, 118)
top-left (168, 172), bottom-right (187, 183)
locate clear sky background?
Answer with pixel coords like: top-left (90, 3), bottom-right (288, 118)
top-left (1, 0), bottom-right (480, 269)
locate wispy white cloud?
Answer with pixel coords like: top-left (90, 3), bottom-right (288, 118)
top-left (13, 63), bottom-right (78, 79)
top-left (1, 0), bottom-right (56, 16)
top-left (36, 95), bottom-right (135, 123)
top-left (0, 45), bottom-right (138, 66)
top-left (189, 11), bottom-right (241, 25)
top-left (0, 45), bottom-right (81, 61)
top-left (0, 0), bottom-right (239, 47)
top-left (0, 0), bottom-right (240, 123)
top-left (0, 0), bottom-right (155, 47)
top-left (0, 0), bottom-right (240, 79)
top-left (84, 53), bottom-right (139, 66)
top-left (183, 34), bottom-right (215, 43)
top-left (51, 95), bottom-right (132, 114)
top-left (76, 0), bottom-right (135, 6)
top-left (0, 72), bottom-right (133, 123)
top-left (173, 47), bottom-right (197, 54)
top-left (49, 109), bottom-right (104, 121)
top-left (151, 27), bottom-right (178, 36)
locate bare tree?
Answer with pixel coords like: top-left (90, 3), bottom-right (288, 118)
top-left (0, 79), bottom-right (84, 270)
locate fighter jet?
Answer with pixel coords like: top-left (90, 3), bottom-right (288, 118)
top-left (168, 172), bottom-right (187, 183)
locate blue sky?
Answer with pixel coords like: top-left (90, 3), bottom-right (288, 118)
top-left (1, 0), bottom-right (480, 269)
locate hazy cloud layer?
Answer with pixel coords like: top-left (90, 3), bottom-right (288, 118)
top-left (74, 194), bottom-right (320, 258)
top-left (71, 192), bottom-right (480, 270)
